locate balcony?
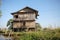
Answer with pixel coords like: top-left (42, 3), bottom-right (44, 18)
top-left (13, 18), bottom-right (35, 21)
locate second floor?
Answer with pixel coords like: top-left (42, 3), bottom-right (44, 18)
top-left (13, 13), bottom-right (36, 21)
top-left (11, 6), bottom-right (39, 21)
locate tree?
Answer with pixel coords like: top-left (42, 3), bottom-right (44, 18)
top-left (0, 10), bottom-right (2, 27)
top-left (35, 23), bottom-right (42, 31)
top-left (0, 0), bottom-right (2, 18)
top-left (7, 19), bottom-right (13, 30)
top-left (0, 10), bottom-right (2, 18)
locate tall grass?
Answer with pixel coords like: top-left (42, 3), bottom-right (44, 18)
top-left (12, 27), bottom-right (60, 40)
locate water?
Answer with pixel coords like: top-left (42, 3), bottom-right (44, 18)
top-left (0, 35), bottom-right (12, 40)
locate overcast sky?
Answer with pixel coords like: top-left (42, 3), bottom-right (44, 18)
top-left (0, 0), bottom-right (60, 28)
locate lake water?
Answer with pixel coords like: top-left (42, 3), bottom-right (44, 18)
top-left (0, 35), bottom-right (12, 40)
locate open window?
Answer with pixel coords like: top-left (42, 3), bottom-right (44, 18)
top-left (15, 15), bottom-right (18, 18)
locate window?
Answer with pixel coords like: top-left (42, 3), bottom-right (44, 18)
top-left (23, 21), bottom-right (25, 26)
top-left (15, 15), bottom-right (18, 18)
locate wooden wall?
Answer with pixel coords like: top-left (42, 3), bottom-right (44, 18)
top-left (13, 13), bottom-right (36, 21)
top-left (13, 21), bottom-right (35, 28)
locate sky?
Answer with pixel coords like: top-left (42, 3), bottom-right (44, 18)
top-left (0, 0), bottom-right (60, 28)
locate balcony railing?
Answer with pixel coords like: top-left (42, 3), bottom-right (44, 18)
top-left (13, 18), bottom-right (35, 21)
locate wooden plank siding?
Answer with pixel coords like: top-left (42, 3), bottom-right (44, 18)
top-left (13, 13), bottom-right (35, 21)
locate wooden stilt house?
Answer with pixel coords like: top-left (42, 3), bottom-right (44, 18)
top-left (11, 7), bottom-right (39, 32)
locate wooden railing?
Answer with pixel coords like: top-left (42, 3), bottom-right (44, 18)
top-left (13, 18), bottom-right (35, 21)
